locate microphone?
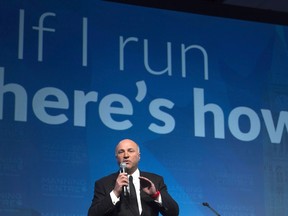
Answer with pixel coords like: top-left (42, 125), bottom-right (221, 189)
top-left (202, 202), bottom-right (221, 216)
top-left (120, 162), bottom-right (128, 196)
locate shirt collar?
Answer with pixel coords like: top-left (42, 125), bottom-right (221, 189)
top-left (131, 168), bottom-right (140, 179)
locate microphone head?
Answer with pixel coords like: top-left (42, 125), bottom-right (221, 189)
top-left (120, 162), bottom-right (127, 173)
top-left (120, 162), bottom-right (127, 169)
top-left (202, 202), bottom-right (209, 207)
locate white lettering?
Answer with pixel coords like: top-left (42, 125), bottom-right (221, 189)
top-left (119, 36), bottom-right (209, 80)
top-left (32, 12), bottom-right (56, 62)
top-left (228, 107), bottom-right (261, 141)
top-left (32, 87), bottom-right (68, 124)
top-left (144, 39), bottom-right (172, 76)
top-left (181, 44), bottom-right (209, 80)
top-left (99, 94), bottom-right (133, 130)
top-left (0, 67), bottom-right (27, 121)
top-left (119, 36), bottom-right (139, 71)
top-left (74, 90), bottom-right (98, 127)
top-left (82, 17), bottom-right (88, 67)
top-left (194, 88), bottom-right (225, 138)
top-left (149, 98), bottom-right (175, 134)
top-left (261, 109), bottom-right (288, 144)
top-left (0, 68), bottom-right (286, 143)
top-left (18, 9), bottom-right (25, 59)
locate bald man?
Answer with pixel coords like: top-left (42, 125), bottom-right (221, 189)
top-left (88, 139), bottom-right (179, 216)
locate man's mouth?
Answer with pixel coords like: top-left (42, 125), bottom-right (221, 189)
top-left (123, 160), bottom-right (130, 164)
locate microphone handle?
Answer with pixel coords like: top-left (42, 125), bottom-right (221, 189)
top-left (120, 166), bottom-right (128, 196)
top-left (203, 202), bottom-right (221, 216)
top-left (123, 185), bottom-right (128, 196)
top-left (208, 205), bottom-right (221, 216)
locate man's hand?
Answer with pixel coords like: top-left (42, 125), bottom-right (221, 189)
top-left (139, 176), bottom-right (157, 195)
top-left (113, 173), bottom-right (128, 197)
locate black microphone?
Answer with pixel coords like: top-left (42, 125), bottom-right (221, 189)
top-left (202, 202), bottom-right (221, 216)
top-left (120, 162), bottom-right (128, 196)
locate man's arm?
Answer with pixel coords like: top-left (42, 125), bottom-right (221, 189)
top-left (140, 174), bottom-right (179, 216)
top-left (157, 178), bottom-right (179, 216)
top-left (88, 173), bottom-right (129, 216)
top-left (88, 180), bottom-right (116, 216)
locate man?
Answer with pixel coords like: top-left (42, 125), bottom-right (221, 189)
top-left (88, 139), bottom-right (179, 216)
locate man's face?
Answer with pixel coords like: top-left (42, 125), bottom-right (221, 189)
top-left (115, 139), bottom-right (140, 174)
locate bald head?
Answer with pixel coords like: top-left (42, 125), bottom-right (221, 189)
top-left (115, 139), bottom-right (140, 155)
top-left (115, 139), bottom-right (141, 174)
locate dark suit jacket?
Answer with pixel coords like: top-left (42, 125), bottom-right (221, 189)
top-left (88, 171), bottom-right (179, 216)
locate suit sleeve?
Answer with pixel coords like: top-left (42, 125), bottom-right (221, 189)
top-left (154, 175), bottom-right (179, 216)
top-left (88, 178), bottom-right (116, 216)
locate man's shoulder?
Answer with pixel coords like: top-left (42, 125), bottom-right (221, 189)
top-left (140, 171), bottom-right (163, 179)
top-left (96, 172), bottom-right (118, 183)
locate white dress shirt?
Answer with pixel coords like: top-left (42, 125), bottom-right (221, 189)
top-left (110, 168), bottom-right (162, 214)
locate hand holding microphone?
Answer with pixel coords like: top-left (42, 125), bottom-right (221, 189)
top-left (112, 162), bottom-right (129, 197)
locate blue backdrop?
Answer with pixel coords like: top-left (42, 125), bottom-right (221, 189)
top-left (0, 1), bottom-right (288, 215)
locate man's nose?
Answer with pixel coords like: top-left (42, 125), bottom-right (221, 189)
top-left (124, 151), bottom-right (129, 157)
